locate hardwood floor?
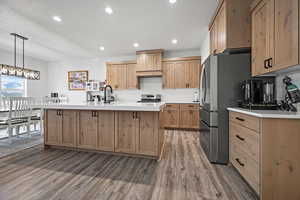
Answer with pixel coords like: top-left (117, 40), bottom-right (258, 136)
top-left (0, 130), bottom-right (258, 200)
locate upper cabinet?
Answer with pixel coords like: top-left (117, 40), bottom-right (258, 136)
top-left (136, 49), bottom-right (163, 77)
top-left (106, 61), bottom-right (138, 90)
top-left (162, 57), bottom-right (201, 89)
top-left (209, 0), bottom-right (253, 54)
top-left (251, 0), bottom-right (299, 76)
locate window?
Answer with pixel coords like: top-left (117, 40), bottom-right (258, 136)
top-left (0, 75), bottom-right (27, 97)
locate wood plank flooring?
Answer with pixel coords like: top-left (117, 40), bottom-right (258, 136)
top-left (0, 130), bottom-right (258, 200)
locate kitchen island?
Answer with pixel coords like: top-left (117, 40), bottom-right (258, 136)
top-left (43, 102), bottom-right (166, 160)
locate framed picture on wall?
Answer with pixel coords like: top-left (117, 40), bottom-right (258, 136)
top-left (68, 70), bottom-right (88, 90)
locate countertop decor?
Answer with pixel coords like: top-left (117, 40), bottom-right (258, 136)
top-left (68, 70), bottom-right (88, 90)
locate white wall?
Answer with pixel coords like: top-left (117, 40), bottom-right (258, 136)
top-left (0, 49), bottom-right (48, 98)
top-left (47, 49), bottom-right (201, 103)
top-left (200, 32), bottom-right (210, 64)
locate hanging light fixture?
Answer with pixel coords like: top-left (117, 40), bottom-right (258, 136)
top-left (0, 33), bottom-right (40, 80)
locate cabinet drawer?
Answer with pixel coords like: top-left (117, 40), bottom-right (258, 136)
top-left (180, 104), bottom-right (199, 110)
top-left (229, 122), bottom-right (260, 163)
top-left (165, 104), bottom-right (180, 110)
top-left (229, 112), bottom-right (260, 132)
top-left (230, 142), bottom-right (260, 194)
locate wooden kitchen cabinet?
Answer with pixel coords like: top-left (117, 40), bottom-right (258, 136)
top-left (251, 0), bottom-right (299, 76)
top-left (106, 61), bottom-right (138, 90)
top-left (163, 104), bottom-right (200, 129)
top-left (163, 104), bottom-right (180, 128)
top-left (61, 110), bottom-right (77, 147)
top-left (135, 112), bottom-right (159, 156)
top-left (97, 111), bottom-right (115, 152)
top-left (126, 63), bottom-right (138, 89)
top-left (162, 57), bottom-right (201, 89)
top-left (209, 0), bottom-right (252, 54)
top-left (44, 110), bottom-right (62, 146)
top-left (229, 111), bottom-right (300, 199)
top-left (136, 49), bottom-right (163, 77)
top-left (179, 104), bottom-right (200, 129)
top-left (45, 110), bottom-right (77, 147)
top-left (77, 111), bottom-right (98, 149)
top-left (162, 62), bottom-right (176, 88)
top-left (114, 111), bottom-right (137, 154)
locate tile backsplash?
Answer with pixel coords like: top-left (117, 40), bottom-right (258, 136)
top-left (114, 77), bottom-right (198, 102)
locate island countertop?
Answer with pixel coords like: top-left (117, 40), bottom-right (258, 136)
top-left (43, 102), bottom-right (166, 112)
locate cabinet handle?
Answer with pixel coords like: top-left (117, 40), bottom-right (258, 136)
top-left (236, 135), bottom-right (245, 141)
top-left (132, 112), bottom-right (135, 119)
top-left (235, 117), bottom-right (245, 122)
top-left (268, 58), bottom-right (273, 68)
top-left (235, 158), bottom-right (245, 167)
top-left (187, 83), bottom-right (190, 88)
top-left (264, 59), bottom-right (269, 69)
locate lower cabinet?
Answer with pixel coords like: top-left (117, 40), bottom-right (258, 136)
top-left (114, 111), bottom-right (137, 154)
top-left (45, 110), bottom-right (62, 145)
top-left (229, 111), bottom-right (300, 199)
top-left (97, 111), bottom-right (115, 151)
top-left (78, 111), bottom-right (98, 149)
top-left (45, 109), bottom-right (164, 159)
top-left (136, 112), bottom-right (159, 156)
top-left (61, 110), bottom-right (77, 147)
top-left (45, 109), bottom-right (77, 147)
top-left (163, 104), bottom-right (200, 129)
top-left (114, 111), bottom-right (160, 156)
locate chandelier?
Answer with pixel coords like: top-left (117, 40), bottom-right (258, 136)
top-left (0, 33), bottom-right (40, 80)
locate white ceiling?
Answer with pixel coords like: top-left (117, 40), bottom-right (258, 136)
top-left (0, 0), bottom-right (217, 61)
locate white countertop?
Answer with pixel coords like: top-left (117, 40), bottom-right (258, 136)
top-left (43, 102), bottom-right (165, 112)
top-left (165, 101), bottom-right (200, 104)
top-left (227, 107), bottom-right (300, 119)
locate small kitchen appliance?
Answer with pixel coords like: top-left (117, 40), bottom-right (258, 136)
top-left (138, 94), bottom-right (161, 103)
top-left (239, 77), bottom-right (277, 110)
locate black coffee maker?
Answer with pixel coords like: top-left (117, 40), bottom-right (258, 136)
top-left (239, 77), bottom-right (278, 110)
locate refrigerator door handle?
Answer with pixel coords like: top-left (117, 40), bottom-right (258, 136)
top-left (200, 63), bottom-right (207, 106)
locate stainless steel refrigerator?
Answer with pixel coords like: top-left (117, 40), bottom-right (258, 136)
top-left (199, 53), bottom-right (251, 164)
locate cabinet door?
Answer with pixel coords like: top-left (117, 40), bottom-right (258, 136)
top-left (61, 110), bottom-right (77, 147)
top-left (175, 61), bottom-right (187, 88)
top-left (115, 112), bottom-right (136, 153)
top-left (252, 0), bottom-right (274, 76)
top-left (162, 62), bottom-right (175, 88)
top-left (107, 64), bottom-right (118, 89)
top-left (179, 105), bottom-right (200, 129)
top-left (273, 0), bottom-right (299, 71)
top-left (78, 111), bottom-right (98, 149)
top-left (135, 112), bottom-right (159, 156)
top-left (116, 64), bottom-right (127, 90)
top-left (98, 111), bottom-right (115, 151)
top-left (137, 53), bottom-right (162, 71)
top-left (186, 60), bottom-right (201, 88)
top-left (163, 104), bottom-right (180, 128)
top-left (210, 21), bottom-right (219, 54)
top-left (217, 3), bottom-right (226, 53)
top-left (45, 110), bottom-right (62, 145)
top-left (126, 64), bottom-right (137, 89)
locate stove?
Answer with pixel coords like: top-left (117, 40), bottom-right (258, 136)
top-left (137, 94), bottom-right (162, 103)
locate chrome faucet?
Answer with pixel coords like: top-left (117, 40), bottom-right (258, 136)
top-left (104, 85), bottom-right (113, 103)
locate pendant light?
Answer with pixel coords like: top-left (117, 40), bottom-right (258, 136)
top-left (0, 33), bottom-right (40, 80)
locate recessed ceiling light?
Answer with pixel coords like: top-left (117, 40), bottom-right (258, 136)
top-left (99, 46), bottom-right (105, 51)
top-left (133, 43), bottom-right (139, 48)
top-left (52, 16), bottom-right (62, 22)
top-left (105, 7), bottom-right (113, 15)
top-left (172, 39), bottom-right (178, 44)
top-left (169, 0), bottom-right (177, 4)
